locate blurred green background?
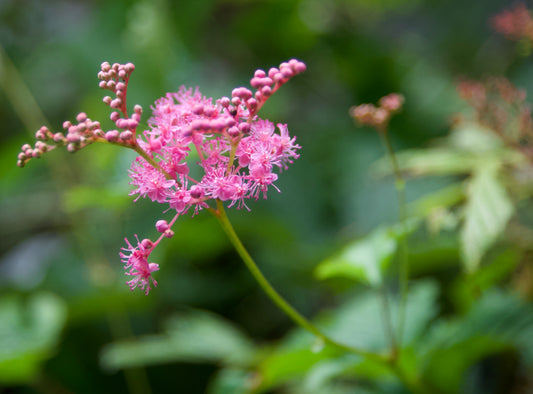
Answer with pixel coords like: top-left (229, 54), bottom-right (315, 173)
top-left (1, 0), bottom-right (532, 393)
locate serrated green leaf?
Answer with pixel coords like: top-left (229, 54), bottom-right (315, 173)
top-left (0, 293), bottom-right (67, 384)
top-left (100, 309), bottom-right (256, 371)
top-left (315, 221), bottom-right (418, 286)
top-left (461, 163), bottom-right (514, 272)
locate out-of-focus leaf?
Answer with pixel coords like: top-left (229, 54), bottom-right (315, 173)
top-left (257, 345), bottom-right (343, 391)
top-left (448, 123), bottom-right (503, 153)
top-left (100, 309), bottom-right (256, 371)
top-left (372, 148), bottom-right (478, 177)
top-left (255, 281), bottom-right (439, 392)
top-left (321, 280), bottom-right (439, 352)
top-left (0, 293), bottom-right (67, 383)
top-left (461, 163), bottom-right (513, 272)
top-left (452, 249), bottom-right (521, 313)
top-left (315, 221), bottom-right (418, 286)
top-left (207, 368), bottom-right (253, 394)
top-left (408, 182), bottom-right (464, 218)
top-left (419, 290), bottom-right (533, 393)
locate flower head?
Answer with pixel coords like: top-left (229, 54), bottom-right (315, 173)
top-left (120, 235), bottom-right (160, 295)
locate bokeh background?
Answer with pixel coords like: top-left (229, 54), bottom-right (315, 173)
top-left (1, 0), bottom-right (532, 393)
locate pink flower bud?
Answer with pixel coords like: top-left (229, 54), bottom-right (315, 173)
top-left (141, 239), bottom-right (153, 249)
top-left (268, 67), bottom-right (279, 78)
top-left (134, 104), bottom-right (143, 114)
top-left (228, 126), bottom-right (240, 137)
top-left (93, 129), bottom-right (104, 138)
top-left (155, 220), bottom-right (169, 232)
top-left (76, 112), bottom-right (87, 122)
top-left (110, 112), bottom-right (120, 122)
top-left (190, 185), bottom-right (203, 199)
top-left (204, 107), bottom-right (215, 117)
top-left (53, 133), bottom-right (65, 143)
top-left (164, 229), bottom-right (174, 238)
top-left (67, 134), bottom-right (80, 143)
top-left (219, 97), bottom-right (230, 107)
top-left (247, 98), bottom-right (258, 109)
top-left (254, 69), bottom-right (266, 78)
top-left (261, 86), bottom-right (272, 97)
top-left (192, 104), bottom-right (204, 115)
top-left (63, 121), bottom-right (72, 130)
top-left (116, 119), bottom-right (128, 129)
top-left (105, 130), bottom-right (119, 142)
top-left (120, 131), bottom-right (133, 140)
top-left (224, 118), bottom-right (236, 128)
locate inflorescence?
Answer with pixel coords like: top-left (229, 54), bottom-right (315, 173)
top-left (349, 93), bottom-right (404, 132)
top-left (18, 59), bottom-right (306, 294)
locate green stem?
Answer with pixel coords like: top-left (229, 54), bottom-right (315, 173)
top-left (212, 200), bottom-right (387, 363)
top-left (380, 131), bottom-right (409, 347)
top-left (379, 285), bottom-right (398, 357)
top-left (133, 145), bottom-right (174, 180)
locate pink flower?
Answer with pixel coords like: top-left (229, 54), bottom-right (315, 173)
top-left (20, 59), bottom-right (306, 295)
top-left (120, 235), bottom-right (160, 295)
top-left (128, 157), bottom-right (176, 202)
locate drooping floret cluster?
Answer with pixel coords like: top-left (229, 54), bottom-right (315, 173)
top-left (18, 60), bottom-right (306, 294)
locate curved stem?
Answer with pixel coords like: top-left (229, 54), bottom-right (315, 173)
top-left (380, 131), bottom-right (409, 347)
top-left (132, 145), bottom-right (174, 180)
top-left (212, 200), bottom-right (387, 363)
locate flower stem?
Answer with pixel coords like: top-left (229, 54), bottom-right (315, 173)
top-left (132, 145), bottom-right (174, 180)
top-left (212, 200), bottom-right (387, 363)
top-left (380, 131), bottom-right (409, 347)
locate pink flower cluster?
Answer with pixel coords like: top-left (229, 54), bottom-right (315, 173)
top-left (492, 3), bottom-right (533, 42)
top-left (19, 59), bottom-right (306, 294)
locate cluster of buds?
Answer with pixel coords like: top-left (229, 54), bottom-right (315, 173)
top-left (16, 113), bottom-right (104, 167)
top-left (457, 77), bottom-right (533, 157)
top-left (349, 93), bottom-right (404, 132)
top-left (17, 63), bottom-right (144, 168)
top-left (492, 3), bottom-right (533, 42)
top-left (18, 59), bottom-right (306, 295)
top-left (99, 62), bottom-right (142, 145)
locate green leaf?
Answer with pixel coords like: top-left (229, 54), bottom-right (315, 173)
top-left (315, 221), bottom-right (418, 286)
top-left (419, 290), bottom-right (533, 393)
top-left (461, 163), bottom-right (514, 272)
top-left (254, 281), bottom-right (439, 392)
top-left (451, 249), bottom-right (521, 313)
top-left (207, 368), bottom-right (253, 394)
top-left (0, 293), bottom-right (67, 384)
top-left (372, 148), bottom-right (478, 177)
top-left (100, 309), bottom-right (256, 371)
